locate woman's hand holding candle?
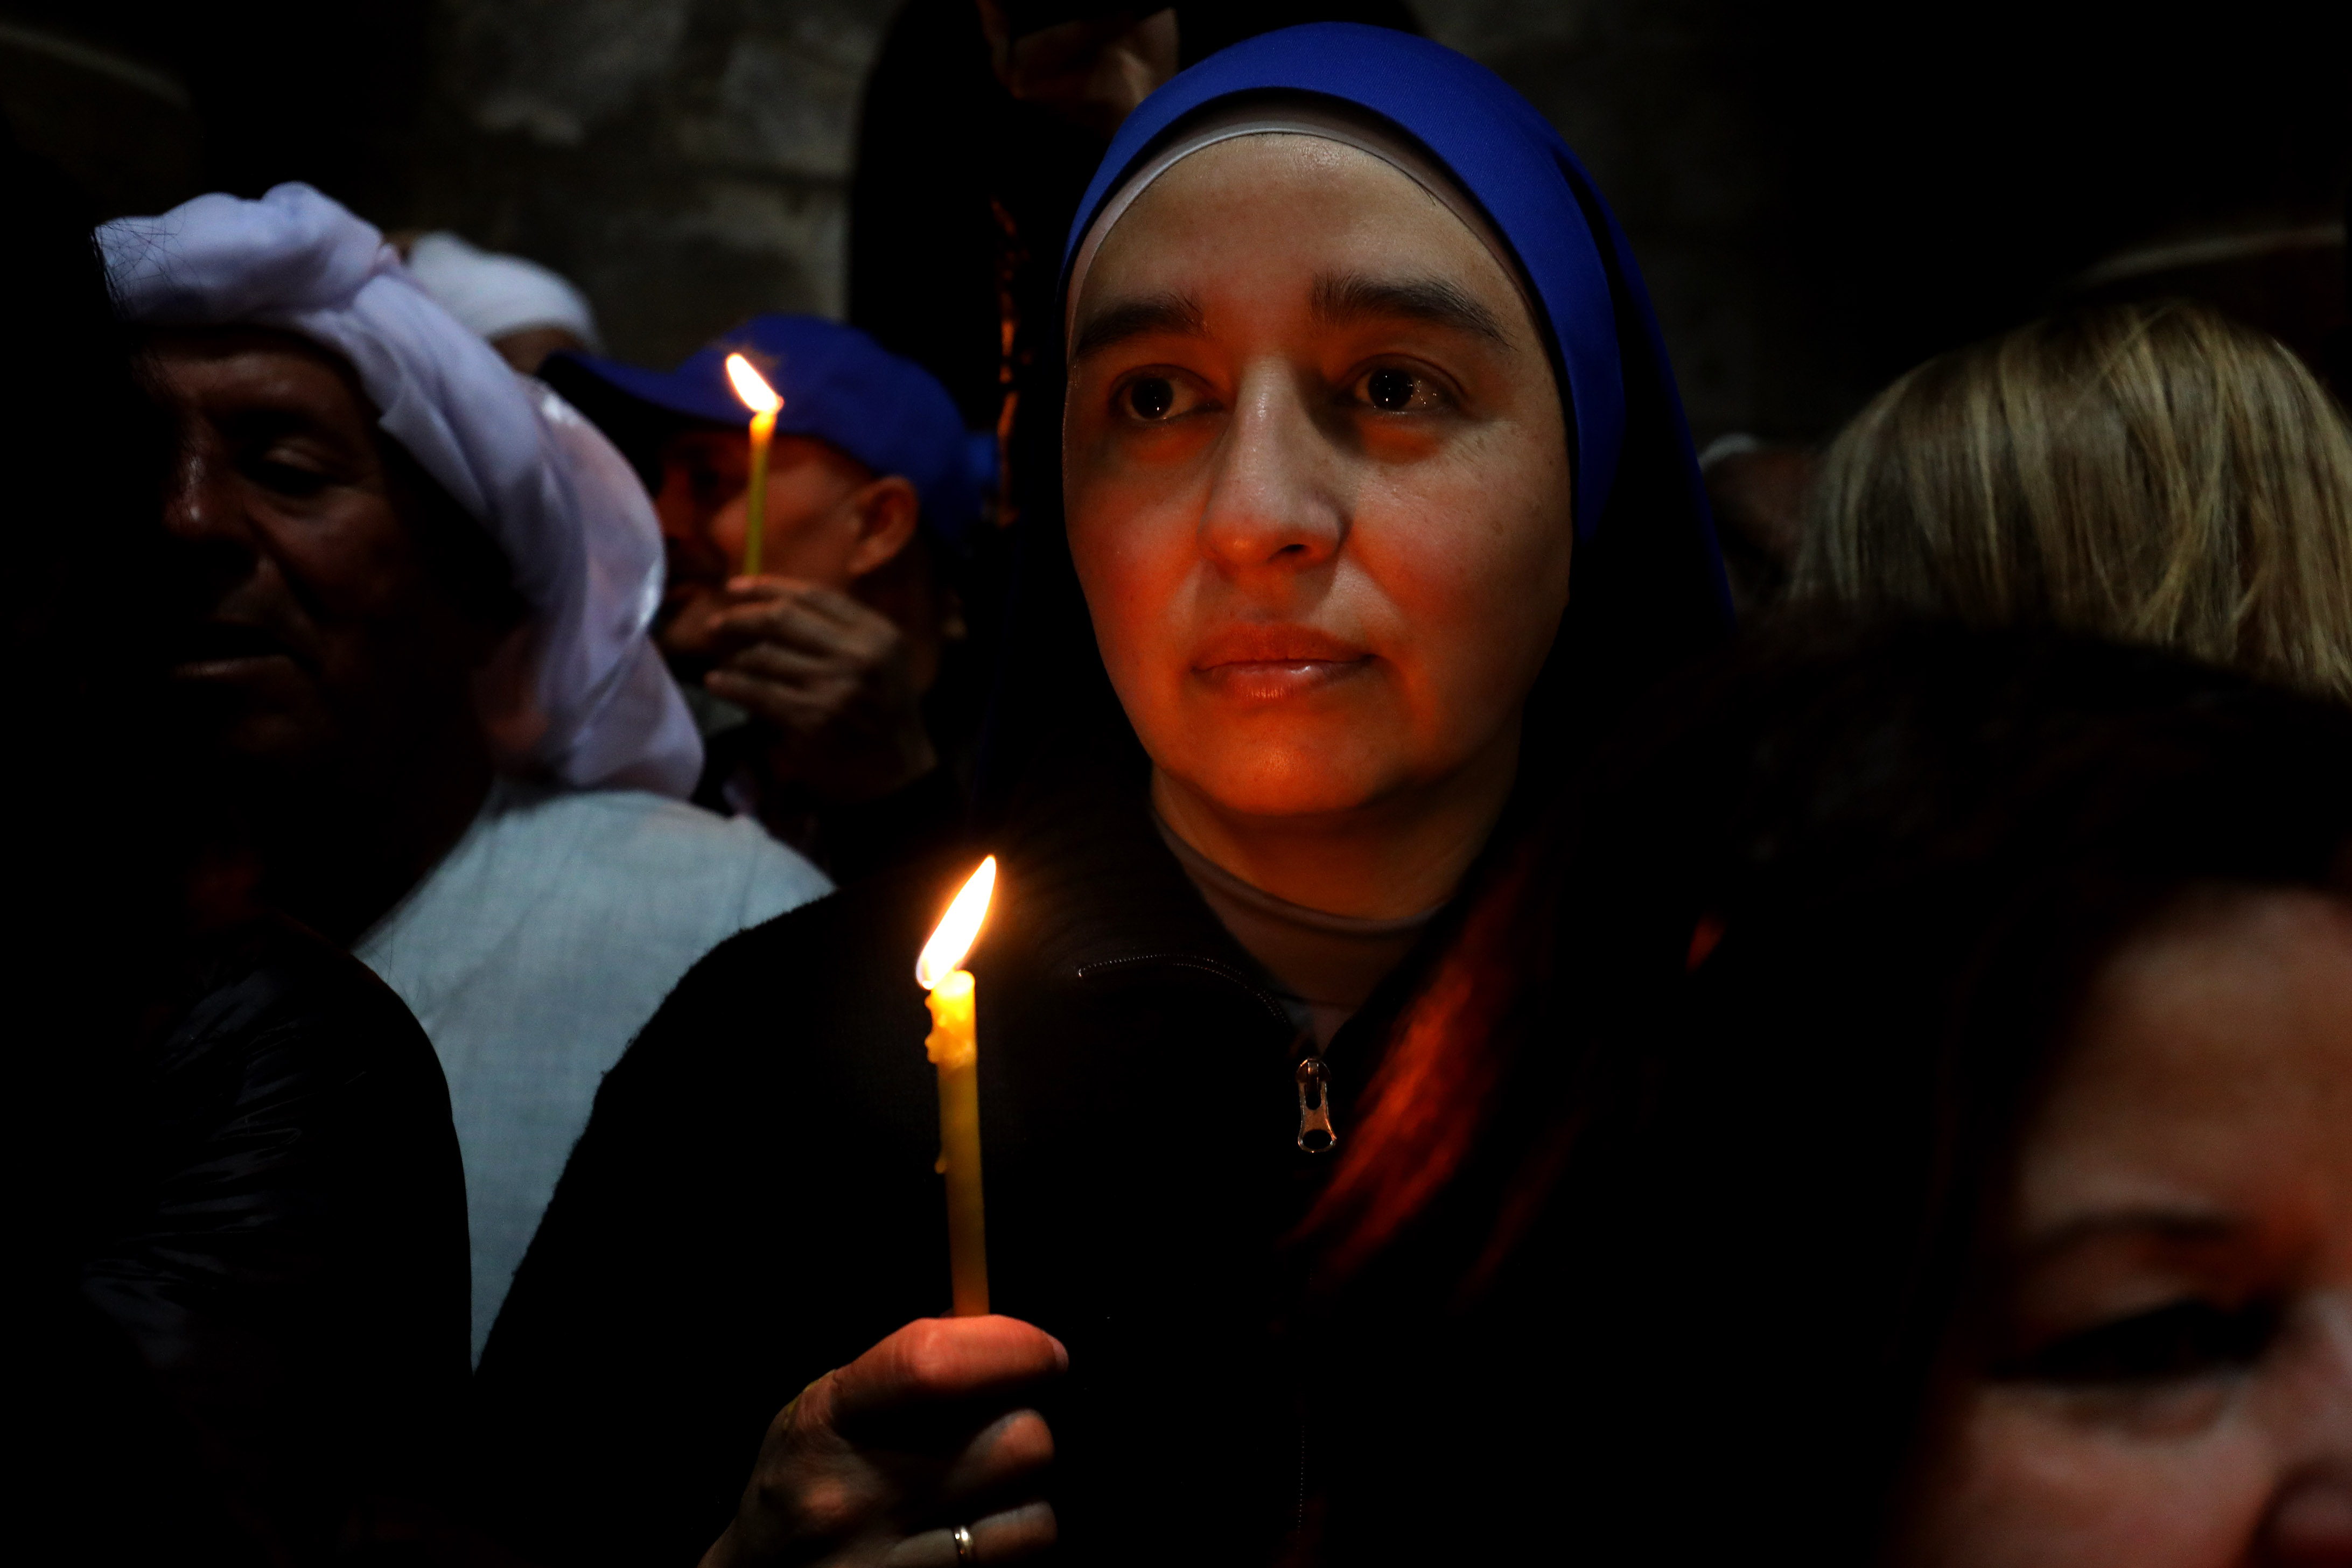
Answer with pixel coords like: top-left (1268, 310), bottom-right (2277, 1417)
top-left (698, 1315), bottom-right (1066, 1568)
top-left (699, 860), bottom-right (1034, 1568)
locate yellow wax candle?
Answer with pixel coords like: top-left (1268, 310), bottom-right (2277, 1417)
top-left (924, 970), bottom-right (985, 1316)
top-left (724, 353), bottom-right (783, 577)
top-left (916, 856), bottom-right (998, 1316)
top-left (743, 405), bottom-right (776, 576)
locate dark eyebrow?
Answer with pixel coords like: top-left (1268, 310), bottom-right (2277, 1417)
top-left (1069, 292), bottom-right (1209, 361)
top-left (1311, 272), bottom-right (1508, 344)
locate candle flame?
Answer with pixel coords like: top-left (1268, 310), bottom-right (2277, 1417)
top-left (724, 353), bottom-right (783, 415)
top-left (916, 856), bottom-right (997, 989)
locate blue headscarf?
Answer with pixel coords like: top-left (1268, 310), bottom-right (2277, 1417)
top-left (1059, 21), bottom-right (1728, 610)
top-left (982, 24), bottom-right (1728, 822)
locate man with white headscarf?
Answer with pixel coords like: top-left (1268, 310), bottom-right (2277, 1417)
top-left (104, 184), bottom-right (832, 1361)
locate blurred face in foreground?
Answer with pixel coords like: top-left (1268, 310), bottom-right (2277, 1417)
top-left (1903, 890), bottom-right (2352, 1566)
top-left (1062, 135), bottom-right (1573, 909)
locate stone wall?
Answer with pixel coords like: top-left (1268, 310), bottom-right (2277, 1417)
top-left (4, 0), bottom-right (2343, 442)
top-left (400, 0), bottom-right (1808, 435)
top-left (396, 0), bottom-right (2352, 439)
top-left (410, 0), bottom-right (886, 358)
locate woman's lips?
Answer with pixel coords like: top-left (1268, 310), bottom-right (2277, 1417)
top-left (1191, 627), bottom-right (1372, 699)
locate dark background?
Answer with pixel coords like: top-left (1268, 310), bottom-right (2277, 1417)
top-left (3, 0), bottom-right (2343, 446)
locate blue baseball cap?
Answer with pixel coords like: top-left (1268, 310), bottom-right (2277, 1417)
top-left (549, 314), bottom-right (988, 544)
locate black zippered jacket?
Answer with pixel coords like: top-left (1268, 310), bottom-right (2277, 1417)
top-left (471, 761), bottom-right (1432, 1566)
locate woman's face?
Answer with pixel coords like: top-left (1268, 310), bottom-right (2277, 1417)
top-left (1903, 890), bottom-right (2352, 1566)
top-left (1063, 135), bottom-right (1573, 825)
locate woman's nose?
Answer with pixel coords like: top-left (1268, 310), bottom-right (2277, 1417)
top-left (1195, 365), bottom-right (1346, 575)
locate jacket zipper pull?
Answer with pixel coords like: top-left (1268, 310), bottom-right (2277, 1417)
top-left (1295, 1056), bottom-right (1338, 1154)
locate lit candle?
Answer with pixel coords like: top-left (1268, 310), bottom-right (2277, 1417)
top-left (723, 352), bottom-right (783, 577)
top-left (915, 856), bottom-right (998, 1316)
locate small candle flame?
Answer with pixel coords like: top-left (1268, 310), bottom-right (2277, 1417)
top-left (916, 856), bottom-right (997, 989)
top-left (724, 352), bottom-right (783, 415)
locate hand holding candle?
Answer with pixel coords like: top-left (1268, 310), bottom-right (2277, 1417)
top-left (724, 352), bottom-right (783, 577)
top-left (917, 856), bottom-right (997, 1317)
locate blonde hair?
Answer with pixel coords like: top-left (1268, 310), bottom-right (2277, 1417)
top-left (1794, 300), bottom-right (2352, 700)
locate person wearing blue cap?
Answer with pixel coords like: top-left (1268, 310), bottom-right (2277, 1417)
top-left (474, 25), bottom-right (1727, 1567)
top-left (545, 314), bottom-right (986, 880)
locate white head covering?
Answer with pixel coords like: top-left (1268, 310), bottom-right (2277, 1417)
top-left (403, 230), bottom-right (603, 349)
top-left (100, 183), bottom-right (700, 799)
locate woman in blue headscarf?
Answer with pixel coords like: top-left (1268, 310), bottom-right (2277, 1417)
top-left (471, 25), bottom-right (1727, 1568)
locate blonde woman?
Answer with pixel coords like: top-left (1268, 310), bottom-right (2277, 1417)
top-left (1796, 300), bottom-right (2352, 699)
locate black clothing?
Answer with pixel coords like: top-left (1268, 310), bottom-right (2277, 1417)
top-left (846, 0), bottom-right (1109, 746)
top-left (472, 767), bottom-right (1445, 1566)
top-left (33, 1291), bottom-right (266, 1565)
top-left (46, 918), bottom-right (471, 1564)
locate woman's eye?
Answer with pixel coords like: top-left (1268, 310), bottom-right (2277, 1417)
top-left (1354, 365), bottom-right (1447, 414)
top-left (1998, 1299), bottom-right (2281, 1385)
top-left (1121, 375), bottom-right (1178, 422)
